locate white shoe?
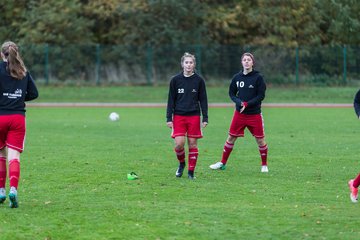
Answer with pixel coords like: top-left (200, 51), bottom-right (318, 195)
top-left (261, 165), bottom-right (269, 173)
top-left (349, 179), bottom-right (358, 203)
top-left (210, 162), bottom-right (225, 170)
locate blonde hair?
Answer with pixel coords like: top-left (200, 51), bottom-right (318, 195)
top-left (181, 52), bottom-right (196, 67)
top-left (1, 41), bottom-right (27, 80)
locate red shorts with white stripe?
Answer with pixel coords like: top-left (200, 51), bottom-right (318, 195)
top-left (171, 115), bottom-right (202, 139)
top-left (229, 111), bottom-right (265, 138)
top-left (0, 114), bottom-right (26, 153)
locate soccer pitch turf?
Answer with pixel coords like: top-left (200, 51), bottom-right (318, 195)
top-left (1, 106), bottom-right (360, 239)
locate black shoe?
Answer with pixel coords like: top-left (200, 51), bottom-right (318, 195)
top-left (188, 170), bottom-right (195, 180)
top-left (176, 163), bottom-right (185, 177)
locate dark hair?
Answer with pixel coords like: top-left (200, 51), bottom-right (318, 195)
top-left (1, 41), bottom-right (27, 80)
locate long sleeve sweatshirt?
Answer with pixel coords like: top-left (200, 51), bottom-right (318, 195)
top-left (166, 72), bottom-right (208, 123)
top-left (229, 70), bottom-right (266, 114)
top-left (0, 61), bottom-right (38, 115)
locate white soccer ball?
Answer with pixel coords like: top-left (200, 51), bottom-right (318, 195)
top-left (109, 112), bottom-right (120, 121)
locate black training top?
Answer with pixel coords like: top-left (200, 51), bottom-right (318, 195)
top-left (166, 72), bottom-right (208, 123)
top-left (229, 70), bottom-right (266, 114)
top-left (0, 61), bottom-right (38, 116)
top-left (354, 89), bottom-right (360, 118)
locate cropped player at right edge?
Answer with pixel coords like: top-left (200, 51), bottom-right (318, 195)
top-left (348, 89), bottom-right (360, 203)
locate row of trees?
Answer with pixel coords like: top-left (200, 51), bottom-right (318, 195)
top-left (1, 0), bottom-right (359, 47)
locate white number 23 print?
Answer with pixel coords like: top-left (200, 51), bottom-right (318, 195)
top-left (178, 88), bottom-right (184, 93)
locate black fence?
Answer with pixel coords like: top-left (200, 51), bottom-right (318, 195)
top-left (20, 44), bottom-right (360, 86)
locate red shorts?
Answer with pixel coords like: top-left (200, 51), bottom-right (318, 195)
top-left (171, 115), bottom-right (202, 139)
top-left (0, 114), bottom-right (26, 153)
top-left (229, 111), bottom-right (265, 138)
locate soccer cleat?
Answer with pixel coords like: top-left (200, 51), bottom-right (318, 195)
top-left (209, 162), bottom-right (226, 170)
top-left (127, 172), bottom-right (139, 180)
top-left (0, 188), bottom-right (6, 204)
top-left (348, 179), bottom-right (358, 203)
top-left (176, 163), bottom-right (185, 178)
top-left (9, 187), bottom-right (18, 208)
top-left (261, 165), bottom-right (269, 173)
top-left (188, 171), bottom-right (195, 180)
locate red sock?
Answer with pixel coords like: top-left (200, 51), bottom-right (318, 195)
top-left (221, 141), bottom-right (234, 165)
top-left (353, 173), bottom-right (360, 188)
top-left (259, 144), bottom-right (268, 166)
top-left (175, 148), bottom-right (185, 163)
top-left (0, 157), bottom-right (6, 188)
top-left (9, 159), bottom-right (20, 189)
top-left (188, 148), bottom-right (198, 171)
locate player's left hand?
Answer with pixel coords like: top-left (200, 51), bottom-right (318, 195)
top-left (202, 122), bottom-right (208, 128)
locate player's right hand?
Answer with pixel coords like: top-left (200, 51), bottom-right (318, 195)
top-left (166, 122), bottom-right (173, 128)
top-left (240, 101), bottom-right (248, 113)
top-left (240, 105), bottom-right (246, 113)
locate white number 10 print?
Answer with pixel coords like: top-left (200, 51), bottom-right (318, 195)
top-left (236, 81), bottom-right (244, 88)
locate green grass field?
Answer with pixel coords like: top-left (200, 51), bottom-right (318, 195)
top-left (1, 105), bottom-right (360, 239)
top-left (36, 85), bottom-right (359, 103)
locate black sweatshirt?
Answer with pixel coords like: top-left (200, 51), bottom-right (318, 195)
top-left (229, 70), bottom-right (266, 114)
top-left (0, 61), bottom-right (38, 116)
top-left (354, 89), bottom-right (360, 118)
top-left (166, 72), bottom-right (208, 123)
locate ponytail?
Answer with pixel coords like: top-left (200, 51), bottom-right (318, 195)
top-left (1, 41), bottom-right (27, 80)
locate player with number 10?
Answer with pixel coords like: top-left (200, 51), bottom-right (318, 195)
top-left (210, 52), bottom-right (268, 173)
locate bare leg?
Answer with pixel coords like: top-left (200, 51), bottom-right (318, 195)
top-left (174, 136), bottom-right (186, 151)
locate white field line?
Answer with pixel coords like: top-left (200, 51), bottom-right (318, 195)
top-left (26, 102), bottom-right (353, 108)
